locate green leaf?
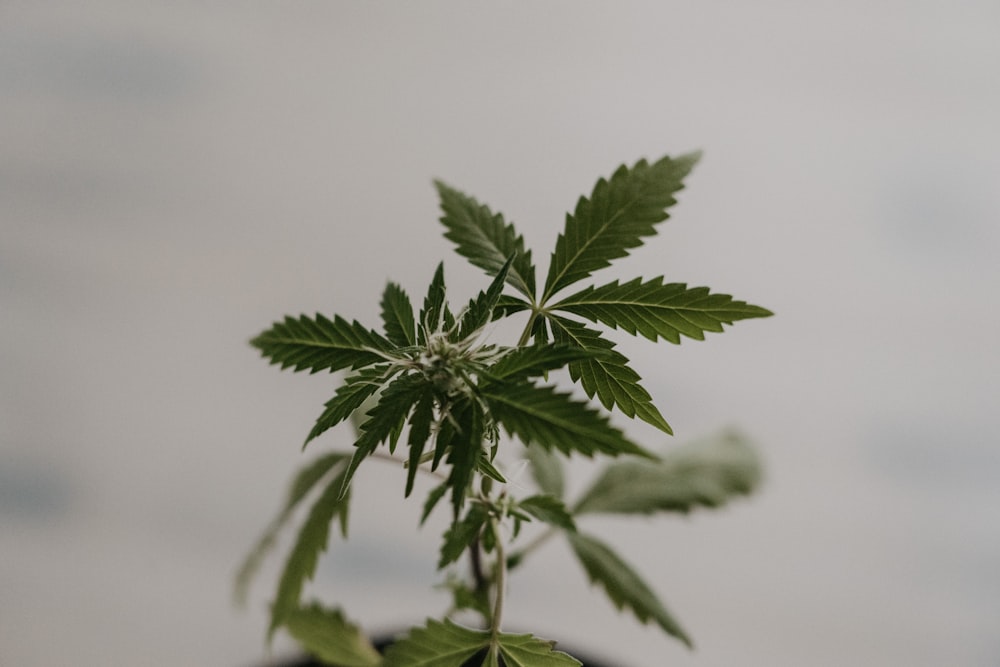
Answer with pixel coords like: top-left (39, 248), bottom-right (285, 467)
top-left (405, 392), bottom-right (436, 497)
top-left (339, 374), bottom-right (428, 499)
top-left (443, 400), bottom-right (486, 514)
top-left (493, 294), bottom-right (532, 320)
top-left (381, 281), bottom-right (417, 347)
top-left (484, 343), bottom-right (595, 382)
top-left (549, 316), bottom-right (671, 434)
top-left (421, 481), bottom-right (449, 525)
top-left (518, 495), bottom-right (576, 531)
top-left (458, 254), bottom-right (515, 340)
top-left (574, 430), bottom-right (762, 515)
top-left (481, 381), bottom-right (653, 459)
top-left (382, 619), bottom-right (581, 667)
top-left (568, 532), bottom-right (693, 648)
top-left (542, 152), bottom-right (701, 301)
top-left (438, 504), bottom-right (490, 568)
top-left (305, 364), bottom-right (397, 447)
top-left (283, 604), bottom-right (381, 667)
top-left (270, 463), bottom-right (352, 637)
top-left (552, 277), bottom-right (774, 344)
top-left (435, 180), bottom-right (537, 299)
top-left (234, 452), bottom-right (350, 607)
top-left (419, 263), bottom-right (452, 343)
top-left (493, 632), bottom-right (582, 667)
top-left (382, 619), bottom-right (489, 667)
top-left (526, 445), bottom-right (565, 500)
top-left (251, 314), bottom-right (393, 374)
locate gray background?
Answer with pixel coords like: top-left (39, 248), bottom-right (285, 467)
top-left (2, 2), bottom-right (998, 666)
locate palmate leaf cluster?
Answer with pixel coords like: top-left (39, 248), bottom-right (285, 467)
top-left (240, 153), bottom-right (772, 665)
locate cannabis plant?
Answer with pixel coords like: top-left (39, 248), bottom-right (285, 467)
top-left (238, 152), bottom-right (771, 666)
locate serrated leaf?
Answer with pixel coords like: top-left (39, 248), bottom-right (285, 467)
top-left (270, 463), bottom-right (352, 637)
top-left (493, 632), bottom-right (582, 667)
top-left (419, 263), bottom-right (453, 344)
top-left (382, 619), bottom-right (489, 667)
top-left (458, 254), bottom-right (515, 340)
top-left (484, 343), bottom-right (595, 382)
top-left (382, 619), bottom-right (581, 667)
top-left (234, 452), bottom-right (350, 607)
top-left (443, 400), bottom-right (485, 514)
top-left (435, 180), bottom-right (537, 299)
top-left (552, 277), bottom-right (774, 344)
top-left (381, 281), bottom-right (417, 347)
top-left (568, 532), bottom-right (692, 648)
top-left (481, 381), bottom-right (652, 459)
top-left (526, 445), bottom-right (564, 500)
top-left (574, 431), bottom-right (762, 515)
top-left (251, 313), bottom-right (393, 374)
top-left (493, 294), bottom-right (532, 321)
top-left (439, 504), bottom-right (489, 569)
top-left (542, 152), bottom-right (701, 301)
top-left (283, 604), bottom-right (381, 667)
top-left (549, 316), bottom-right (671, 434)
top-left (518, 494), bottom-right (576, 531)
top-left (339, 374), bottom-right (428, 499)
top-left (406, 392), bottom-right (436, 497)
top-left (305, 364), bottom-right (398, 447)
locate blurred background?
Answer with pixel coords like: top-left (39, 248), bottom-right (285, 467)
top-left (2, 2), bottom-right (998, 666)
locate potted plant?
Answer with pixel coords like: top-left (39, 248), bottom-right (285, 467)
top-left (237, 151), bottom-right (772, 666)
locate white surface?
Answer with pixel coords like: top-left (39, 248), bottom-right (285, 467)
top-left (2, 3), bottom-right (999, 666)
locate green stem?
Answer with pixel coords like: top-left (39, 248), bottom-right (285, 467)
top-left (489, 518), bottom-right (507, 638)
top-left (516, 310), bottom-right (538, 348)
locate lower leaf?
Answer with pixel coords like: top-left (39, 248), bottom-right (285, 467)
top-left (568, 531), bottom-right (693, 648)
top-left (284, 604), bottom-right (381, 667)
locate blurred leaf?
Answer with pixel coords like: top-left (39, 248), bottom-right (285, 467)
top-left (525, 445), bottom-right (564, 500)
top-left (284, 604), bottom-right (381, 667)
top-left (382, 619), bottom-right (581, 667)
top-left (234, 453), bottom-right (349, 607)
top-left (382, 619), bottom-right (488, 667)
top-left (269, 463), bottom-right (352, 637)
top-left (518, 495), bottom-right (576, 532)
top-left (574, 431), bottom-right (762, 515)
top-left (568, 532), bottom-right (692, 648)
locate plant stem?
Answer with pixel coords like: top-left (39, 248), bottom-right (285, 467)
top-left (489, 518), bottom-right (507, 638)
top-left (516, 310), bottom-right (538, 348)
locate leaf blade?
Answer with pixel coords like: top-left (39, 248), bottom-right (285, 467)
top-left (549, 315), bottom-right (671, 434)
top-left (568, 531), bottom-right (693, 648)
top-left (382, 619), bottom-right (489, 667)
top-left (481, 381), bottom-right (652, 459)
top-left (574, 430), bottom-right (763, 515)
top-left (251, 313), bottom-right (393, 375)
top-left (283, 604), bottom-right (381, 667)
top-left (269, 462), bottom-right (352, 637)
top-left (552, 277), bottom-right (773, 344)
top-left (435, 180), bottom-right (537, 299)
top-left (542, 152), bottom-right (700, 301)
top-left (381, 281), bottom-right (417, 347)
top-left (234, 452), bottom-right (350, 607)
